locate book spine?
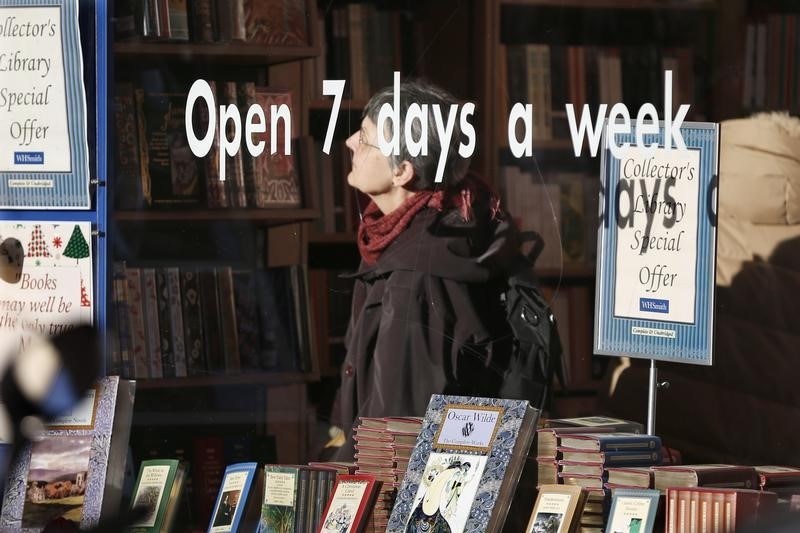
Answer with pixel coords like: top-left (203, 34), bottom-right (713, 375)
top-left (166, 267), bottom-right (188, 377)
top-left (142, 268), bottom-right (164, 378)
top-left (125, 268), bottom-right (150, 378)
top-left (216, 266), bottom-right (241, 373)
top-left (199, 269), bottom-right (224, 373)
top-left (180, 268), bottom-right (207, 376)
top-left (155, 267), bottom-right (175, 378)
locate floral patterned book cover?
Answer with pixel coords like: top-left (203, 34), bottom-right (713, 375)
top-left (387, 395), bottom-right (539, 532)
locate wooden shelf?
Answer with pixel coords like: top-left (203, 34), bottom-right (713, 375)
top-left (114, 208), bottom-right (319, 224)
top-left (135, 371), bottom-right (318, 390)
top-left (500, 0), bottom-right (715, 10)
top-left (114, 41), bottom-right (320, 65)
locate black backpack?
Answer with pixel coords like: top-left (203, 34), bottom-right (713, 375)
top-left (498, 231), bottom-right (566, 412)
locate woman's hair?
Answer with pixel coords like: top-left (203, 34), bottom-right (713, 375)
top-left (363, 79), bottom-right (471, 190)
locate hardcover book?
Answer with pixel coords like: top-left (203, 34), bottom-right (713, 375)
top-left (318, 474), bottom-right (381, 533)
top-left (387, 395), bottom-right (539, 532)
top-left (208, 462), bottom-right (263, 533)
top-left (243, 0), bottom-right (308, 46)
top-left (652, 464), bottom-right (759, 492)
top-left (525, 484), bottom-right (586, 533)
top-left (0, 376), bottom-right (136, 531)
top-left (129, 459), bottom-right (186, 532)
top-left (559, 433), bottom-right (661, 452)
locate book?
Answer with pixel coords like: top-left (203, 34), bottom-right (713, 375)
top-left (605, 466), bottom-right (654, 489)
top-left (208, 462), bottom-right (263, 533)
top-left (606, 488), bottom-right (660, 533)
top-left (652, 465), bottom-right (759, 493)
top-left (244, 0), bottom-right (308, 46)
top-left (559, 449), bottom-right (662, 466)
top-left (1, 377), bottom-right (136, 530)
top-left (665, 487), bottom-right (777, 533)
top-left (755, 466), bottom-right (800, 489)
top-left (318, 474), bottom-right (381, 533)
top-left (129, 459), bottom-right (186, 532)
top-left (526, 484), bottom-right (586, 533)
top-left (546, 417), bottom-right (644, 434)
top-left (387, 395), bottom-right (539, 532)
top-left (257, 465), bottom-right (299, 533)
top-left (536, 426), bottom-right (617, 459)
top-left (559, 433), bottom-right (661, 452)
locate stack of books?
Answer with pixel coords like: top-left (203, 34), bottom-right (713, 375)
top-left (535, 416), bottom-right (644, 485)
top-left (353, 416), bottom-right (423, 532)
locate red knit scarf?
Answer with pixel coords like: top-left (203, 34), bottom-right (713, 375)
top-left (357, 190), bottom-right (443, 265)
top-left (356, 173), bottom-right (502, 265)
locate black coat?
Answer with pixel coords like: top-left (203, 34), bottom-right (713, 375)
top-left (333, 204), bottom-right (520, 459)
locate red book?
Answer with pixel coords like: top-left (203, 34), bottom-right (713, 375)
top-left (318, 474), bottom-right (382, 533)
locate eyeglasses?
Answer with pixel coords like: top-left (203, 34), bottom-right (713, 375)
top-left (358, 130), bottom-right (381, 151)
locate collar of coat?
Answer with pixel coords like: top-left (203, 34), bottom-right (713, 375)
top-left (344, 205), bottom-right (521, 283)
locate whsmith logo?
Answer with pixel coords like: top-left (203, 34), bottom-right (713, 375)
top-left (640, 298), bottom-right (669, 313)
top-left (14, 152), bottom-right (44, 165)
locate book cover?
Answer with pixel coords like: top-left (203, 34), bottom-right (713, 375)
top-left (387, 395), bottom-right (539, 532)
top-left (208, 462), bottom-right (262, 533)
top-left (606, 488), bottom-right (660, 533)
top-left (243, 0), bottom-right (308, 46)
top-left (1, 377), bottom-right (136, 531)
top-left (318, 474), bottom-right (381, 533)
top-left (252, 89), bottom-right (302, 208)
top-left (179, 268), bottom-right (207, 376)
top-left (257, 465), bottom-right (299, 533)
top-left (525, 484), bottom-right (586, 533)
top-left (129, 459), bottom-right (185, 532)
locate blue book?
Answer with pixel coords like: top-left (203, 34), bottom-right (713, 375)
top-left (208, 462), bottom-right (263, 533)
top-left (559, 433), bottom-right (662, 452)
top-left (560, 448), bottom-right (663, 468)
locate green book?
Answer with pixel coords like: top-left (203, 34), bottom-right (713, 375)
top-left (257, 465), bottom-right (300, 533)
top-left (129, 459), bottom-right (186, 533)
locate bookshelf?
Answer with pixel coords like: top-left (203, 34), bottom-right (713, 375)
top-left (107, 1), bottom-right (324, 527)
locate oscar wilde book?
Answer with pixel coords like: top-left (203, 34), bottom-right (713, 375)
top-left (0, 377), bottom-right (136, 531)
top-left (129, 459), bottom-right (186, 532)
top-left (387, 395), bottom-right (539, 532)
top-left (318, 475), bottom-right (381, 533)
top-left (208, 462), bottom-right (263, 533)
top-left (526, 484), bottom-right (586, 533)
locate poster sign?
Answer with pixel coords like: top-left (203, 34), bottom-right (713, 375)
top-left (0, 0), bottom-right (91, 209)
top-left (594, 121), bottom-right (718, 365)
top-left (0, 221), bottom-right (93, 356)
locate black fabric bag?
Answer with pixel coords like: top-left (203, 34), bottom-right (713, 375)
top-left (498, 231), bottom-right (566, 411)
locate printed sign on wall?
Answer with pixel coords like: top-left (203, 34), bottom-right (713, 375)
top-left (594, 121), bottom-right (718, 365)
top-left (0, 0), bottom-right (91, 209)
top-left (0, 221), bottom-right (93, 355)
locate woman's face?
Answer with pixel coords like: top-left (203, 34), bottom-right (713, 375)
top-left (345, 117), bottom-right (396, 196)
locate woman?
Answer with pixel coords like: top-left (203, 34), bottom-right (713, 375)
top-left (331, 80), bottom-right (520, 460)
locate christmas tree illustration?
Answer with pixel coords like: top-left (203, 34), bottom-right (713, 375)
top-left (27, 224), bottom-right (51, 257)
top-left (80, 278), bottom-right (91, 308)
top-left (63, 225), bottom-right (90, 264)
